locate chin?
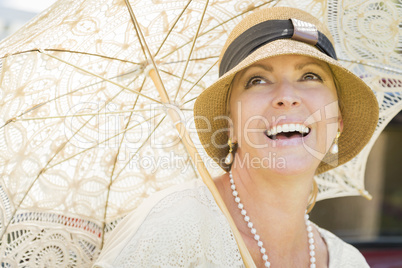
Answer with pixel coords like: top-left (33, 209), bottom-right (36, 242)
top-left (235, 142), bottom-right (324, 176)
top-left (265, 153), bottom-right (321, 176)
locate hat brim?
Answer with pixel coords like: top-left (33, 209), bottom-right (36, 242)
top-left (194, 39), bottom-right (379, 174)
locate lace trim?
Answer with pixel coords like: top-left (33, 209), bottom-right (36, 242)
top-left (113, 184), bottom-right (244, 267)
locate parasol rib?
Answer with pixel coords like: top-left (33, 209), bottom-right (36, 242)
top-left (0, 71), bottom-right (143, 129)
top-left (158, 1), bottom-right (273, 62)
top-left (180, 58), bottom-right (219, 102)
top-left (39, 50), bottom-right (161, 104)
top-left (123, 3), bottom-right (148, 63)
top-left (157, 56), bottom-right (220, 64)
top-left (153, 0), bottom-right (193, 57)
top-left (104, 76), bottom-right (148, 246)
top-left (172, 0), bottom-right (210, 102)
top-left (148, 68), bottom-right (256, 268)
top-left (102, 115), bottom-right (167, 248)
top-left (41, 76), bottom-right (150, 169)
top-left (182, 95), bottom-right (198, 106)
top-left (0, 48), bottom-right (142, 65)
top-left (159, 68), bottom-right (205, 90)
top-left (112, 115), bottom-right (166, 181)
top-left (0, 73), bottom-right (159, 240)
top-left (124, 1), bottom-right (256, 266)
top-left (17, 108), bottom-right (162, 121)
top-left (46, 113), bottom-right (161, 171)
top-left (0, 114), bottom-right (161, 241)
top-left (339, 57), bottom-right (402, 75)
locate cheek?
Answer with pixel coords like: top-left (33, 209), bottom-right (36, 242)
top-left (304, 87), bottom-right (338, 116)
top-left (229, 100), bottom-right (241, 129)
top-left (233, 94), bottom-right (268, 123)
top-left (229, 93), bottom-right (270, 141)
top-left (303, 89), bottom-right (339, 149)
top-left (313, 102), bottom-right (340, 153)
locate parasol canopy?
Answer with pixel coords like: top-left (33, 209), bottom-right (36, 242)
top-left (0, 0), bottom-right (400, 266)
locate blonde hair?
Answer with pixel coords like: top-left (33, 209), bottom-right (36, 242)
top-left (307, 179), bottom-right (318, 213)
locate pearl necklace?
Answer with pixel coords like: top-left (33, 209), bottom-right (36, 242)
top-left (229, 171), bottom-right (316, 268)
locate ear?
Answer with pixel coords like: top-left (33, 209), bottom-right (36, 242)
top-left (226, 113), bottom-right (239, 144)
top-left (338, 115), bottom-right (344, 133)
top-left (227, 125), bottom-right (238, 144)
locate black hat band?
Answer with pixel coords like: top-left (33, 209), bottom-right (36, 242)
top-left (219, 19), bottom-right (337, 77)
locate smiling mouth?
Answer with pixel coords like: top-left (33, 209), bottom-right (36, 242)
top-left (264, 123), bottom-right (311, 140)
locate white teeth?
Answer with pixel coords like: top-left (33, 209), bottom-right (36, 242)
top-left (289, 124), bottom-right (295, 132)
top-left (266, 123), bottom-right (310, 137)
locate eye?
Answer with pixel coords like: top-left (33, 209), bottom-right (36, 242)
top-left (301, 72), bottom-right (323, 82)
top-left (245, 76), bottom-right (268, 89)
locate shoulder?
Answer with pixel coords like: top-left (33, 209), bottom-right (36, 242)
top-left (316, 225), bottom-right (369, 268)
top-left (145, 179), bottom-right (222, 215)
top-left (94, 180), bottom-right (243, 268)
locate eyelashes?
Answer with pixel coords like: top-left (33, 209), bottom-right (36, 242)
top-left (244, 76), bottom-right (268, 89)
top-left (300, 72), bottom-right (323, 82)
top-left (244, 72), bottom-right (324, 89)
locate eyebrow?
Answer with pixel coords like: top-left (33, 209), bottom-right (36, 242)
top-left (295, 61), bottom-right (328, 71)
top-left (236, 63), bottom-right (274, 81)
top-left (236, 60), bottom-right (329, 81)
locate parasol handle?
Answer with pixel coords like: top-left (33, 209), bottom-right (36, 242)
top-left (148, 68), bottom-right (256, 268)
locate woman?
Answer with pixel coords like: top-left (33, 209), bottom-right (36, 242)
top-left (94, 7), bottom-right (378, 267)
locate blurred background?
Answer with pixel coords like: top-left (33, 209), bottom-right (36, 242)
top-left (311, 113), bottom-right (402, 266)
top-left (1, 0), bottom-right (401, 266)
top-left (0, 0), bottom-right (56, 39)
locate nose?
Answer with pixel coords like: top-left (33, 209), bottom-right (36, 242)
top-left (271, 81), bottom-right (301, 109)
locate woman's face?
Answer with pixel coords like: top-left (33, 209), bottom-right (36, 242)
top-left (229, 55), bottom-right (342, 175)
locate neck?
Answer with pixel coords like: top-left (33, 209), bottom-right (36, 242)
top-left (231, 155), bottom-right (314, 215)
top-left (233, 169), bottom-right (310, 236)
top-left (216, 158), bottom-right (316, 264)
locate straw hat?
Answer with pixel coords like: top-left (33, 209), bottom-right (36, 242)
top-left (194, 7), bottom-right (379, 174)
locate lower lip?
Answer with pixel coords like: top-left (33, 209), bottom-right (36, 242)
top-left (266, 133), bottom-right (309, 147)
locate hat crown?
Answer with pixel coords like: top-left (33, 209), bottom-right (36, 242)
top-left (219, 7), bottom-right (335, 66)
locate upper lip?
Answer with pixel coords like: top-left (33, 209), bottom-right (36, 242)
top-left (265, 123), bottom-right (311, 137)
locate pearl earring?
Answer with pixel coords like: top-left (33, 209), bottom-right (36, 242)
top-left (330, 131), bottom-right (341, 154)
top-left (224, 139), bottom-right (235, 165)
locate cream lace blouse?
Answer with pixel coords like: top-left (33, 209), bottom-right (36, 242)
top-left (93, 180), bottom-right (369, 267)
